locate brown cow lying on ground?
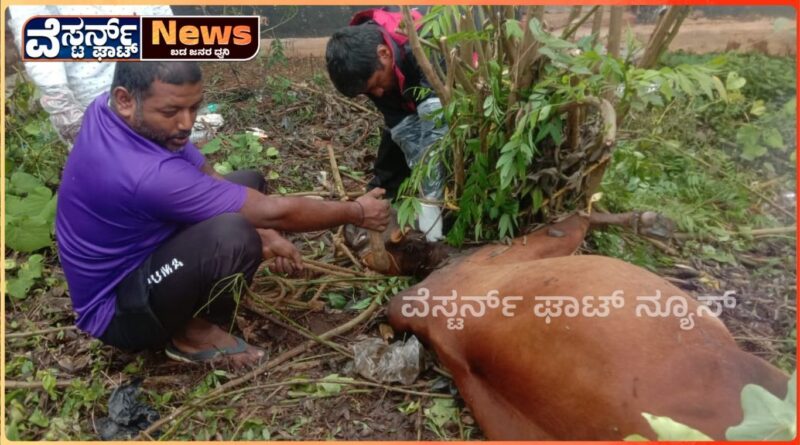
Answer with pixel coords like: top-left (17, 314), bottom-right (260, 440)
top-left (376, 214), bottom-right (789, 440)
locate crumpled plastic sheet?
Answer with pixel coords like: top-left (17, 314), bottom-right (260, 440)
top-left (353, 336), bottom-right (423, 385)
top-left (389, 97), bottom-right (447, 200)
top-left (190, 113), bottom-right (225, 144)
top-left (95, 379), bottom-right (160, 440)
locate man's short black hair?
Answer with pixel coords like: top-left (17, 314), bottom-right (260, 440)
top-left (111, 61), bottom-right (202, 100)
top-left (326, 24), bottom-right (385, 98)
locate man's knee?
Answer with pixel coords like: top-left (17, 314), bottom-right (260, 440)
top-left (204, 213), bottom-right (262, 261)
top-left (224, 169), bottom-right (267, 193)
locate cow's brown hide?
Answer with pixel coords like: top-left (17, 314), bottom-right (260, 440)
top-left (386, 215), bottom-right (789, 440)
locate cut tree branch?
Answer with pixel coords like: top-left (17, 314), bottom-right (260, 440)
top-left (562, 6), bottom-right (601, 41)
top-left (560, 6), bottom-right (583, 39)
top-left (639, 6), bottom-right (690, 69)
top-left (401, 6), bottom-right (450, 105)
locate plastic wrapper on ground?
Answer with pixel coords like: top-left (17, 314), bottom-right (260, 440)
top-left (352, 336), bottom-right (423, 385)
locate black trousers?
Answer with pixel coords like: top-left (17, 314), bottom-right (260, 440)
top-left (368, 128), bottom-right (411, 200)
top-left (99, 170), bottom-right (266, 351)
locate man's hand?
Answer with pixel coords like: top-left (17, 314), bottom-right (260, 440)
top-left (257, 229), bottom-right (303, 276)
top-left (354, 188), bottom-right (391, 231)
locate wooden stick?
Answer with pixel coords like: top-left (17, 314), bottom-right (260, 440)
top-left (325, 142), bottom-right (347, 201)
top-left (5, 380), bottom-right (75, 389)
top-left (328, 141), bottom-right (386, 272)
top-left (6, 325), bottom-right (78, 339)
top-left (324, 141), bottom-right (368, 271)
top-left (302, 258), bottom-right (367, 277)
top-left (138, 297), bottom-right (383, 440)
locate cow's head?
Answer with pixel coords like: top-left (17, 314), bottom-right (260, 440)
top-left (344, 212), bottom-right (455, 277)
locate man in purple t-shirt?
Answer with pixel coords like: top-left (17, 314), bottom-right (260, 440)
top-left (56, 62), bottom-right (390, 368)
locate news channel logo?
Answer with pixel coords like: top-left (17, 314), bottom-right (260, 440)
top-left (22, 15), bottom-right (260, 62)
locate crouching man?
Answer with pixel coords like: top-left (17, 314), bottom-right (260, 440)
top-left (55, 61), bottom-right (390, 368)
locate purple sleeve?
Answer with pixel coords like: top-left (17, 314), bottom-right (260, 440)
top-left (180, 143), bottom-right (206, 169)
top-left (134, 157), bottom-right (246, 224)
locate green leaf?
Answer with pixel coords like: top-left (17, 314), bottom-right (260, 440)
top-left (398, 400), bottom-right (421, 415)
top-left (350, 297), bottom-right (372, 311)
top-left (693, 71), bottom-right (714, 99)
top-left (323, 293), bottom-right (347, 309)
top-left (538, 105), bottom-right (552, 122)
top-left (782, 97), bottom-right (796, 115)
top-left (726, 371), bottom-right (797, 441)
top-left (29, 409), bottom-right (49, 428)
top-left (6, 217), bottom-right (53, 253)
top-left (623, 434), bottom-right (650, 441)
top-left (726, 71), bottom-right (746, 91)
top-left (675, 73), bottom-right (696, 95)
top-left (504, 20), bottom-right (523, 39)
top-left (710, 75), bottom-right (727, 101)
top-left (213, 162), bottom-right (232, 176)
top-left (531, 188), bottom-right (544, 213)
top-left (9, 171), bottom-right (43, 194)
top-left (317, 381), bottom-right (342, 396)
top-left (498, 214), bottom-right (514, 239)
top-left (424, 398), bottom-right (458, 428)
top-left (41, 371), bottom-right (58, 399)
top-left (750, 100), bottom-right (767, 117)
top-left (528, 18), bottom-right (574, 50)
top-left (200, 138), bottom-right (222, 154)
top-left (23, 121), bottom-right (42, 136)
top-left (317, 374), bottom-right (351, 396)
top-left (483, 96), bottom-right (495, 118)
top-left (742, 144), bottom-right (768, 161)
top-left (763, 128), bottom-right (785, 150)
top-left (266, 146), bottom-right (280, 158)
top-left (641, 412), bottom-right (713, 441)
top-left (6, 186), bottom-right (54, 218)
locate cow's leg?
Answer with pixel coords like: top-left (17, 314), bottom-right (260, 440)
top-left (588, 211), bottom-right (675, 239)
top-left (455, 372), bottom-right (555, 440)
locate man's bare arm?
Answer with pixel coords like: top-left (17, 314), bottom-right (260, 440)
top-left (239, 187), bottom-right (390, 232)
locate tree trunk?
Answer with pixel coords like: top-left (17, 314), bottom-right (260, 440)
top-left (606, 7), bottom-right (624, 59)
top-left (591, 6), bottom-right (604, 44)
top-left (638, 6), bottom-right (691, 69)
